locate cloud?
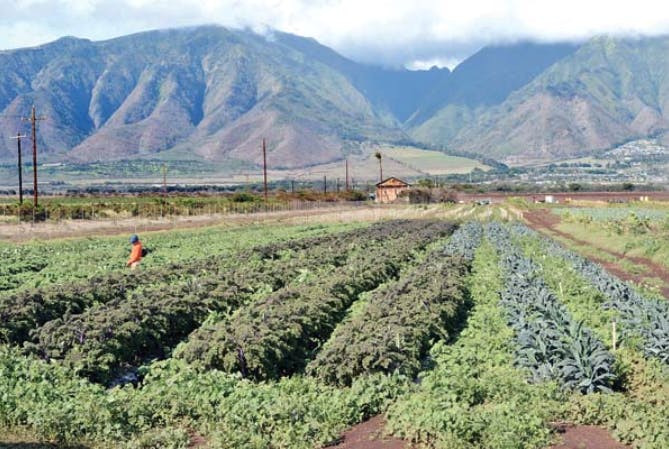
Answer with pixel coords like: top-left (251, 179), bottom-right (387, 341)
top-left (1, 0), bottom-right (669, 68)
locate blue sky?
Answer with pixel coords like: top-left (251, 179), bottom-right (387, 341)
top-left (1, 0), bottom-right (669, 69)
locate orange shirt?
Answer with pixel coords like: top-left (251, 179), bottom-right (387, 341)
top-left (128, 242), bottom-right (143, 264)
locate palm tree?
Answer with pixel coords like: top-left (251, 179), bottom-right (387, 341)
top-left (375, 151), bottom-right (383, 182)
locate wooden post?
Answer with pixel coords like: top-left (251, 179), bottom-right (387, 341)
top-left (345, 158), bottom-right (349, 191)
top-left (162, 163), bottom-right (167, 197)
top-left (22, 105), bottom-right (46, 209)
top-left (11, 133), bottom-right (27, 205)
top-left (262, 138), bottom-right (268, 203)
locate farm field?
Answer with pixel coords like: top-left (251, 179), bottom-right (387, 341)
top-left (0, 202), bottom-right (458, 242)
top-left (0, 146), bottom-right (486, 190)
top-left (378, 146), bottom-right (490, 176)
top-left (0, 206), bottom-right (668, 449)
top-left (525, 202), bottom-right (669, 296)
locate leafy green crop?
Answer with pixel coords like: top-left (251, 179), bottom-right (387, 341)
top-left (307, 222), bottom-right (481, 386)
top-left (511, 223), bottom-right (669, 365)
top-left (387, 239), bottom-right (562, 449)
top-left (176, 221), bottom-right (456, 380)
top-left (487, 223), bottom-right (616, 393)
top-left (25, 221), bottom-right (427, 384)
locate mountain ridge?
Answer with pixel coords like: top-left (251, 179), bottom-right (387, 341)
top-left (445, 35), bottom-right (669, 162)
top-left (0, 26), bottom-right (411, 168)
top-left (1, 26), bottom-right (669, 168)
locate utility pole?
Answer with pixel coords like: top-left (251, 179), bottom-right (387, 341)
top-left (10, 132), bottom-right (27, 204)
top-left (323, 175), bottom-right (327, 194)
top-left (23, 105), bottom-right (46, 209)
top-left (262, 138), bottom-right (268, 202)
top-left (345, 158), bottom-right (350, 191)
top-left (162, 163), bottom-right (168, 197)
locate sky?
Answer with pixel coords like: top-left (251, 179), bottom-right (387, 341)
top-left (1, 0), bottom-right (669, 69)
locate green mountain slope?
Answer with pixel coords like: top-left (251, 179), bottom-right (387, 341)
top-left (274, 31), bottom-right (451, 122)
top-left (409, 42), bottom-right (579, 145)
top-left (448, 36), bottom-right (669, 162)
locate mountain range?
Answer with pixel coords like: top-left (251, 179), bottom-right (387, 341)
top-left (0, 25), bottom-right (668, 169)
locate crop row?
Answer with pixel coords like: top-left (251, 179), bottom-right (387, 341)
top-left (307, 222), bottom-right (482, 386)
top-left (385, 237), bottom-right (561, 449)
top-left (511, 223), bottom-right (669, 364)
top-left (0, 223), bottom-right (362, 296)
top-left (554, 207), bottom-right (667, 221)
top-left (0, 221), bottom-right (408, 346)
top-left (26, 220), bottom-right (450, 383)
top-left (174, 221), bottom-right (457, 380)
top-left (486, 223), bottom-right (616, 393)
top-left (442, 221), bottom-right (484, 260)
top-left (0, 258), bottom-right (48, 291)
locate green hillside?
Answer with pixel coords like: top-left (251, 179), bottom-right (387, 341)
top-left (449, 36), bottom-right (669, 162)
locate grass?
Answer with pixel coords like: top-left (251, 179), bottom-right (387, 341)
top-left (380, 145), bottom-right (489, 175)
top-left (0, 147), bottom-right (486, 190)
top-left (0, 220), bottom-right (361, 294)
top-left (556, 221), bottom-right (669, 270)
top-left (536, 225), bottom-right (669, 294)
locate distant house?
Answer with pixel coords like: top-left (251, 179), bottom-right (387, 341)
top-left (375, 177), bottom-right (410, 203)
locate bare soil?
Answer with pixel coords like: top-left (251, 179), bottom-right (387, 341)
top-left (187, 430), bottom-right (207, 449)
top-left (524, 209), bottom-right (669, 298)
top-left (328, 417), bottom-right (629, 449)
top-left (549, 423), bottom-right (629, 449)
top-left (325, 416), bottom-right (413, 449)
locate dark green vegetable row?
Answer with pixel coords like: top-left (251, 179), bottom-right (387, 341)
top-left (0, 220), bottom-right (407, 345)
top-left (26, 220), bottom-right (446, 384)
top-left (307, 256), bottom-right (470, 386)
top-left (511, 223), bottom-right (669, 365)
top-left (175, 221), bottom-right (457, 380)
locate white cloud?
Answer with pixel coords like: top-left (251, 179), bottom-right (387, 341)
top-left (1, 0), bottom-right (669, 67)
top-left (407, 58), bottom-right (462, 71)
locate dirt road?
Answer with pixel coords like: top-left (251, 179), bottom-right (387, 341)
top-left (524, 209), bottom-right (669, 298)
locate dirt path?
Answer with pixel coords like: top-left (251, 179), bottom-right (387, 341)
top-left (524, 209), bottom-right (669, 298)
top-left (549, 424), bottom-right (629, 449)
top-left (325, 416), bottom-right (413, 449)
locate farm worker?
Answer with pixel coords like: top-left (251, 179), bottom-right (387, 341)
top-left (127, 234), bottom-right (143, 269)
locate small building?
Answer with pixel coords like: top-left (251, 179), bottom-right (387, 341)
top-left (375, 177), bottom-right (410, 203)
